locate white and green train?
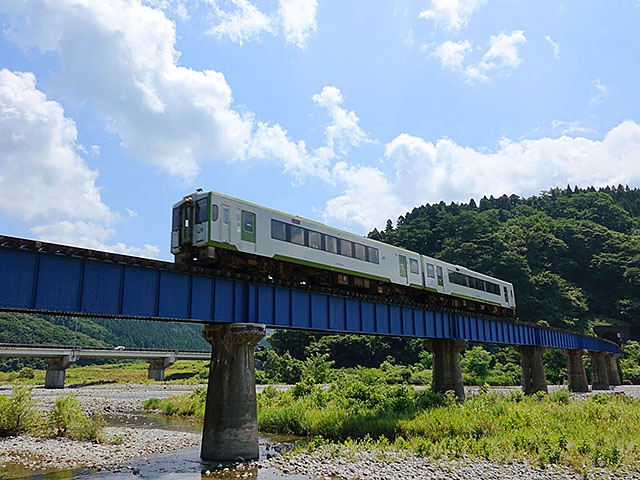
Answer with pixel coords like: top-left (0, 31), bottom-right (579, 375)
top-left (171, 191), bottom-right (516, 317)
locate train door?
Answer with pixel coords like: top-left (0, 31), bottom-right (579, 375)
top-left (221, 204), bottom-right (230, 243)
top-left (436, 266), bottom-right (444, 287)
top-left (193, 197), bottom-right (208, 244)
top-left (171, 201), bottom-right (193, 250)
top-left (399, 255), bottom-right (408, 283)
top-left (241, 210), bottom-right (256, 252)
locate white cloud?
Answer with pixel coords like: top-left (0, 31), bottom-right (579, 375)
top-left (0, 69), bottom-right (113, 224)
top-left (278, 0), bottom-right (318, 49)
top-left (479, 30), bottom-right (526, 73)
top-left (204, 0), bottom-right (318, 49)
top-left (589, 78), bottom-right (610, 107)
top-left (312, 86), bottom-right (370, 154)
top-left (545, 35), bottom-right (560, 60)
top-left (419, 0), bottom-right (487, 31)
top-left (432, 40), bottom-right (472, 71)
top-left (432, 30), bottom-right (526, 84)
top-left (206, 0), bottom-right (274, 45)
top-left (322, 121), bottom-right (640, 232)
top-left (2, 0), bottom-right (318, 182)
top-left (0, 68), bottom-right (158, 255)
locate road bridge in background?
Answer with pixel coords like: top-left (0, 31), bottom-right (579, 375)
top-left (0, 235), bottom-right (621, 461)
top-left (0, 344), bottom-right (210, 386)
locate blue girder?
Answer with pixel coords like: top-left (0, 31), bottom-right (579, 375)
top-left (0, 236), bottom-right (618, 354)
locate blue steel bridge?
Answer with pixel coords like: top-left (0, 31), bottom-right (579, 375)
top-left (0, 234), bottom-right (621, 461)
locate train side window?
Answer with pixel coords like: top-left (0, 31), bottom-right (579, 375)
top-left (222, 206), bottom-right (229, 225)
top-left (271, 219), bottom-right (287, 241)
top-left (291, 226), bottom-right (304, 245)
top-left (426, 263), bottom-right (435, 278)
top-left (367, 247), bottom-right (379, 264)
top-left (354, 243), bottom-right (366, 261)
top-left (211, 204), bottom-right (219, 222)
top-left (195, 198), bottom-right (208, 224)
top-left (409, 258), bottom-right (419, 274)
top-left (339, 239), bottom-right (353, 257)
top-left (324, 235), bottom-right (338, 253)
top-left (309, 231), bottom-right (322, 249)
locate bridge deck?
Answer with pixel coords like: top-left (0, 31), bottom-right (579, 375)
top-left (0, 235), bottom-right (618, 354)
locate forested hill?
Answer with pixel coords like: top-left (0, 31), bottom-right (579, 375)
top-left (369, 185), bottom-right (640, 337)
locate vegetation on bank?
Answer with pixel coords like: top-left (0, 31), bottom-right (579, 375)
top-left (144, 366), bottom-right (640, 473)
top-left (0, 386), bottom-right (106, 441)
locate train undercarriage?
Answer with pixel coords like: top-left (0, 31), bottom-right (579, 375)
top-left (175, 246), bottom-right (515, 320)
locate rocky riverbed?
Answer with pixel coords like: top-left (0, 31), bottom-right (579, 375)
top-left (2, 384), bottom-right (640, 479)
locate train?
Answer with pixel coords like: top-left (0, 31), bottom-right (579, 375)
top-left (171, 190), bottom-right (516, 318)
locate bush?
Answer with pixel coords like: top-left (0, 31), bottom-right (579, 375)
top-left (0, 386), bottom-right (39, 437)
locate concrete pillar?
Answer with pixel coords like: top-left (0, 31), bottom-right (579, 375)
top-left (563, 349), bottom-right (589, 393)
top-left (607, 354), bottom-right (621, 386)
top-left (590, 351), bottom-right (611, 390)
top-left (425, 339), bottom-right (466, 401)
top-left (518, 346), bottom-right (548, 395)
top-left (147, 355), bottom-right (176, 381)
top-left (201, 323), bottom-right (265, 462)
top-left (44, 354), bottom-right (77, 389)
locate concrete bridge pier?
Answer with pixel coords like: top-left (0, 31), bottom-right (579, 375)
top-left (563, 349), bottom-right (589, 392)
top-left (201, 323), bottom-right (265, 462)
top-left (607, 354), bottom-right (621, 386)
top-left (147, 355), bottom-right (176, 381)
top-left (518, 346), bottom-right (548, 395)
top-left (44, 354), bottom-right (77, 389)
top-left (590, 351), bottom-right (611, 390)
top-left (426, 339), bottom-right (466, 401)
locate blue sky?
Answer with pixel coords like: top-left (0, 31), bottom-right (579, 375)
top-left (1, 0), bottom-right (639, 261)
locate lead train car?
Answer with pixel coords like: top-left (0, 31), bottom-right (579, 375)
top-left (171, 191), bottom-right (516, 315)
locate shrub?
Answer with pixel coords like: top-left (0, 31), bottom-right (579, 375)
top-left (0, 386), bottom-right (39, 437)
top-left (46, 394), bottom-right (105, 441)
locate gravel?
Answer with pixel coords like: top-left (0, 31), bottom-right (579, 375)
top-left (2, 384), bottom-right (640, 479)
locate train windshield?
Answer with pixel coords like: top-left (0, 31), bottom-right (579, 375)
top-left (172, 207), bottom-right (181, 232)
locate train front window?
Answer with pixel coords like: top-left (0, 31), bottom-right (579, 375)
top-left (172, 207), bottom-right (181, 232)
top-left (195, 199), bottom-right (208, 224)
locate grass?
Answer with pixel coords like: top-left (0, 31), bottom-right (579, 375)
top-left (0, 360), bottom-right (209, 386)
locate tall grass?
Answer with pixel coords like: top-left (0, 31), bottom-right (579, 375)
top-left (0, 386), bottom-right (105, 441)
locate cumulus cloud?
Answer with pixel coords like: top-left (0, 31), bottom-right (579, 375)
top-left (432, 40), bottom-right (472, 71)
top-left (0, 68), bottom-right (158, 256)
top-left (312, 86), bottom-right (370, 154)
top-left (206, 0), bottom-right (274, 45)
top-left (322, 121), bottom-right (640, 232)
top-left (278, 0), bottom-right (318, 48)
top-left (205, 0), bottom-right (318, 49)
top-left (432, 30), bottom-right (526, 84)
top-left (2, 0), bottom-right (320, 183)
top-left (419, 0), bottom-right (487, 31)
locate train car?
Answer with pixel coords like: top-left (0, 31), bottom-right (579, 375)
top-left (171, 190), bottom-right (516, 316)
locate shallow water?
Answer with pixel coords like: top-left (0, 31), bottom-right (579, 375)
top-left (6, 412), bottom-right (313, 480)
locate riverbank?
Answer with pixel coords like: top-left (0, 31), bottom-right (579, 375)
top-left (2, 384), bottom-right (640, 479)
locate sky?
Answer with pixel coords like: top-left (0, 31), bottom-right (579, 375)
top-left (1, 0), bottom-right (639, 261)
